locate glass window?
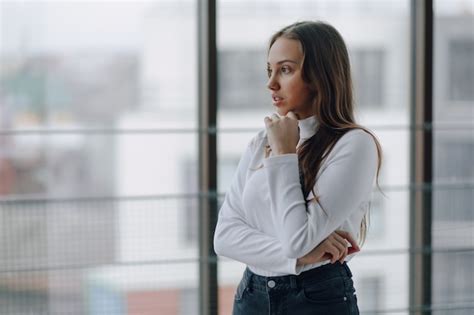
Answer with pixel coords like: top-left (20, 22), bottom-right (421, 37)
top-left (357, 275), bottom-right (383, 312)
top-left (0, 1), bottom-right (199, 314)
top-left (179, 288), bottom-right (199, 315)
top-left (180, 157), bottom-right (239, 246)
top-left (217, 1), bottom-right (410, 313)
top-left (218, 50), bottom-right (267, 110)
top-left (449, 39), bottom-right (474, 102)
top-left (351, 49), bottom-right (385, 108)
top-left (433, 0), bottom-right (474, 312)
top-left (3, 0), bottom-right (471, 314)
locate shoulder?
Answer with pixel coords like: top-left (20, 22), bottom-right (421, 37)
top-left (328, 128), bottom-right (379, 162)
top-left (338, 128), bottom-right (378, 150)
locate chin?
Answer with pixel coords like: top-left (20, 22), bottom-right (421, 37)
top-left (276, 107), bottom-right (298, 118)
top-left (276, 109), bottom-right (286, 116)
top-left (276, 107), bottom-right (290, 116)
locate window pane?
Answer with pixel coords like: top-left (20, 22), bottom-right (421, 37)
top-left (1, 1), bottom-right (198, 314)
top-left (351, 252), bottom-right (409, 313)
top-left (449, 39), bottom-right (474, 102)
top-left (217, 1), bottom-right (410, 314)
top-left (351, 49), bottom-right (385, 108)
top-left (1, 1), bottom-right (197, 128)
top-left (433, 1), bottom-right (474, 313)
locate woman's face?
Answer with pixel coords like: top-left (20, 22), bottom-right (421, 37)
top-left (267, 37), bottom-right (314, 119)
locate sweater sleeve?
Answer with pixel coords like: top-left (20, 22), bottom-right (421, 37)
top-left (213, 138), bottom-right (299, 274)
top-left (263, 130), bottom-right (378, 259)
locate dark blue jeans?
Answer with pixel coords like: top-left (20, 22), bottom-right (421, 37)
top-left (232, 262), bottom-right (359, 315)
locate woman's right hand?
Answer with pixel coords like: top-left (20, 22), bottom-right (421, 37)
top-left (296, 231), bottom-right (360, 266)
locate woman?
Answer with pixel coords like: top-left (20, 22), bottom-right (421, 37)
top-left (214, 21), bottom-right (382, 315)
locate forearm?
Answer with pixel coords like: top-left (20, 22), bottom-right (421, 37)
top-left (264, 154), bottom-right (330, 258)
top-left (214, 214), bottom-right (298, 274)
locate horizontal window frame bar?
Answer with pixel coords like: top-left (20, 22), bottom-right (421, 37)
top-left (1, 247), bottom-right (473, 274)
top-left (1, 182), bottom-right (472, 204)
top-left (0, 123), bottom-right (473, 135)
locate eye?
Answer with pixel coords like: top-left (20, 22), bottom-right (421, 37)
top-left (266, 67), bottom-right (272, 78)
top-left (281, 65), bottom-right (292, 74)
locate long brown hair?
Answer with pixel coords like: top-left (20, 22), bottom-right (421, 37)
top-left (269, 21), bottom-right (383, 245)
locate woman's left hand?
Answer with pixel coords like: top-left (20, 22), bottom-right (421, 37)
top-left (264, 111), bottom-right (300, 155)
top-left (296, 230), bottom-right (360, 266)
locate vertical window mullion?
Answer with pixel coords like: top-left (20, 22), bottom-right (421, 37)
top-left (410, 0), bottom-right (433, 314)
top-left (197, 0), bottom-right (218, 314)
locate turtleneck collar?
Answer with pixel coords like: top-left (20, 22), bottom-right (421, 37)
top-left (298, 115), bottom-right (318, 140)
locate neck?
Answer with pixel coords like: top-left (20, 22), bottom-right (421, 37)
top-left (298, 115), bottom-right (318, 140)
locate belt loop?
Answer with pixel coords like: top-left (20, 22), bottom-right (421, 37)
top-left (245, 267), bottom-right (253, 287)
top-left (343, 262), bottom-right (353, 277)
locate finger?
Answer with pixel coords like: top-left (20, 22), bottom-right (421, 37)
top-left (329, 235), bottom-right (346, 260)
top-left (286, 111), bottom-right (298, 120)
top-left (326, 244), bottom-right (340, 264)
top-left (264, 116), bottom-right (272, 127)
top-left (271, 113), bottom-right (280, 121)
top-left (338, 234), bottom-right (360, 255)
top-left (340, 247), bottom-right (348, 264)
top-left (335, 230), bottom-right (360, 252)
top-left (339, 248), bottom-right (348, 264)
top-left (322, 253), bottom-right (332, 261)
top-left (332, 232), bottom-right (350, 250)
top-left (332, 233), bottom-right (350, 260)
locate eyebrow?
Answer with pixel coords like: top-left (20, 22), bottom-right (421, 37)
top-left (267, 59), bottom-right (299, 65)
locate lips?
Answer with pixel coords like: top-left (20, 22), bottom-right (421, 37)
top-left (273, 96), bottom-right (283, 101)
top-left (272, 95), bottom-right (284, 106)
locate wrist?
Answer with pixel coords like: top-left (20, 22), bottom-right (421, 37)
top-left (296, 257), bottom-right (306, 266)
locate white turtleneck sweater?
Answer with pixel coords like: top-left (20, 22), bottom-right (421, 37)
top-left (213, 115), bottom-right (378, 276)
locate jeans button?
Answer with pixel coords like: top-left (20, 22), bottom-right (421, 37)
top-left (267, 280), bottom-right (276, 288)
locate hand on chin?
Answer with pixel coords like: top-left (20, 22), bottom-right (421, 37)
top-left (277, 107), bottom-right (299, 119)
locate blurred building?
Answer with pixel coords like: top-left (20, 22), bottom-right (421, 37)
top-left (0, 53), bottom-right (138, 313)
top-left (0, 0), bottom-right (472, 314)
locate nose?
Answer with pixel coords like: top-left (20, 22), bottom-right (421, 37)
top-left (266, 75), bottom-right (279, 91)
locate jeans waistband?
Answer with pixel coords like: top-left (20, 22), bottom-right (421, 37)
top-left (243, 262), bottom-right (352, 292)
